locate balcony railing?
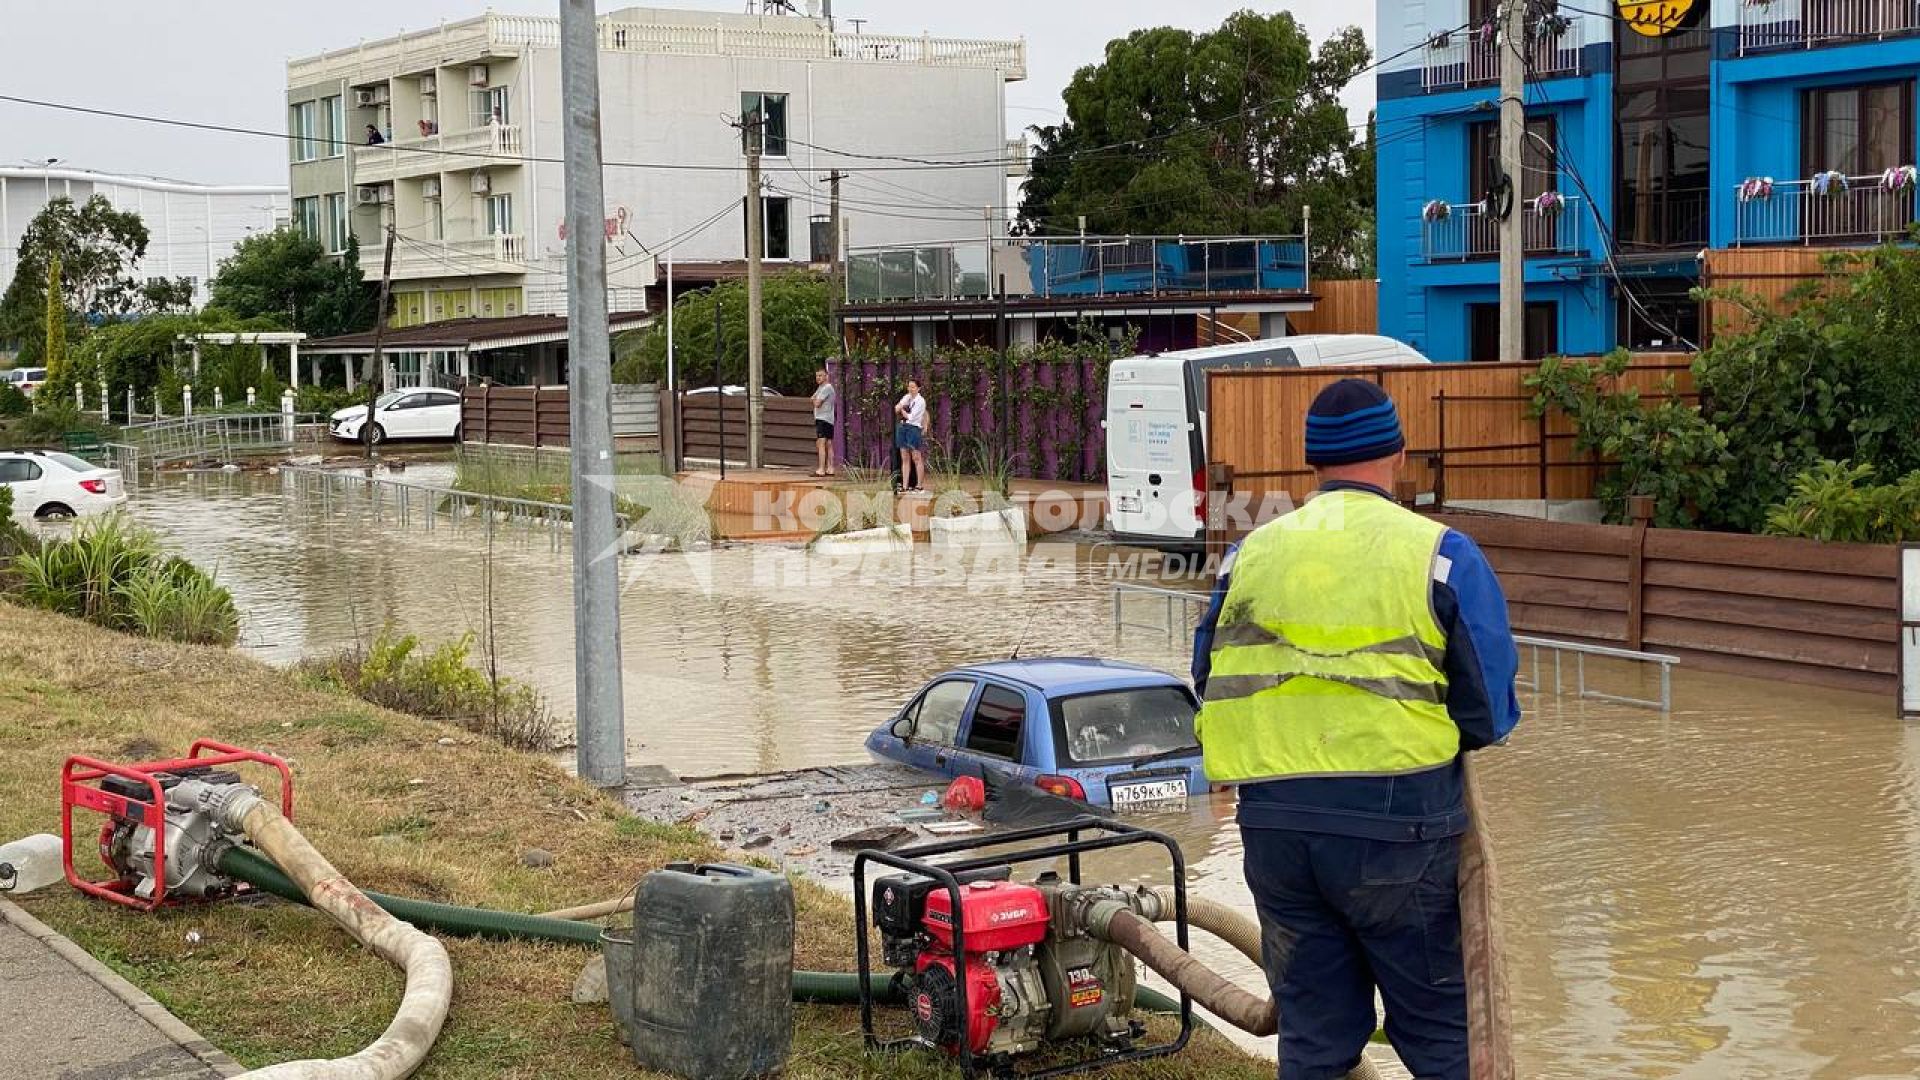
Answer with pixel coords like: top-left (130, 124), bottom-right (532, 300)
top-left (291, 13), bottom-right (1024, 84)
top-left (844, 235), bottom-right (1309, 305)
top-left (1732, 176), bottom-right (1919, 245)
top-left (389, 233), bottom-right (528, 279)
top-left (1421, 196), bottom-right (1586, 260)
top-left (1422, 22), bottom-right (1584, 92)
top-left (1737, 0), bottom-right (1920, 54)
top-left (353, 124), bottom-right (523, 183)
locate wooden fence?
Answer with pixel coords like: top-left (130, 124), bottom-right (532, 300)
top-left (460, 384), bottom-right (659, 447)
top-left (677, 393), bottom-right (817, 468)
top-left (1700, 247), bottom-right (1852, 342)
top-left (1206, 355), bottom-right (1693, 508)
top-left (1288, 279), bottom-right (1378, 336)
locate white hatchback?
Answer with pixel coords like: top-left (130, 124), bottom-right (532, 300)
top-left (329, 389), bottom-right (464, 444)
top-left (0, 450), bottom-right (129, 519)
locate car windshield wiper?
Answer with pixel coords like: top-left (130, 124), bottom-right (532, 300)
top-left (1128, 745), bottom-right (1200, 770)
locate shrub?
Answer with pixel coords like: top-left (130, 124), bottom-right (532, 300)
top-left (1763, 460), bottom-right (1920, 544)
top-left (0, 487), bottom-right (36, 571)
top-left (0, 385), bottom-right (29, 417)
top-left (6, 514), bottom-right (238, 644)
top-left (303, 626), bottom-right (558, 751)
top-left (1, 403), bottom-right (114, 448)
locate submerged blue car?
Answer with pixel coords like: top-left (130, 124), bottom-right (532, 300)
top-left (865, 658), bottom-right (1205, 811)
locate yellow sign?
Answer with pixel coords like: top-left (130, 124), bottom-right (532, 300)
top-left (1617, 0), bottom-right (1705, 37)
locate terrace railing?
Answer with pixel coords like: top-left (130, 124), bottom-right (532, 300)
top-left (1733, 175), bottom-right (1920, 245)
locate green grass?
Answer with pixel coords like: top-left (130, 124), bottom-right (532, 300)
top-left (0, 603), bottom-right (1268, 1079)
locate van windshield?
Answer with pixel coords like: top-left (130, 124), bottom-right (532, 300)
top-left (1051, 685), bottom-right (1198, 767)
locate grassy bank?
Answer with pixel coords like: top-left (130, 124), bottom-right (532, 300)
top-left (0, 603), bottom-right (1267, 1079)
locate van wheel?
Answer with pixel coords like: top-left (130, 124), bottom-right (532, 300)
top-left (35, 503), bottom-right (74, 520)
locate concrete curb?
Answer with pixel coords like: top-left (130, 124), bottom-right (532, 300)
top-left (0, 897), bottom-right (246, 1078)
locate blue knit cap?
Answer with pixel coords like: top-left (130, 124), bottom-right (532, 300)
top-left (1304, 378), bottom-right (1406, 466)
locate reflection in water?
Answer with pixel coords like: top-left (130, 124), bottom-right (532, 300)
top-left (132, 470), bottom-right (1920, 1077)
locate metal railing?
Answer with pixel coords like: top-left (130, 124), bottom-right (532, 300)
top-left (1422, 197), bottom-right (1585, 261)
top-left (1738, 0), bottom-right (1920, 53)
top-left (290, 13), bottom-right (1025, 84)
top-left (120, 413), bottom-right (319, 465)
top-left (846, 235), bottom-right (1309, 305)
top-left (1422, 23), bottom-right (1584, 92)
top-left (1514, 635), bottom-right (1678, 712)
top-left (1733, 176), bottom-right (1920, 245)
top-left (281, 464), bottom-right (630, 555)
top-left (1111, 584), bottom-right (1211, 648)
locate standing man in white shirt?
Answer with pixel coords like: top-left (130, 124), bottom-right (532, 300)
top-left (811, 367), bottom-right (837, 477)
top-left (894, 378), bottom-right (929, 493)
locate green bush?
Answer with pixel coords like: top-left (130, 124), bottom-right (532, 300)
top-left (6, 514), bottom-right (238, 645)
top-left (0, 385), bottom-right (29, 417)
top-left (303, 626), bottom-right (557, 751)
top-left (1, 403), bottom-right (114, 448)
top-left (0, 487), bottom-right (35, 569)
top-left (296, 385), bottom-right (363, 416)
top-left (1763, 460), bottom-right (1920, 544)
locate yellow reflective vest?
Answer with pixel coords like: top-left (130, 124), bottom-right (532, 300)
top-left (1196, 489), bottom-right (1457, 784)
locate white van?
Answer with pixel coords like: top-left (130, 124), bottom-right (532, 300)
top-left (1103, 335), bottom-right (1430, 548)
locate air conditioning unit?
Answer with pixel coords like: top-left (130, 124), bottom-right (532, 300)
top-left (468, 65), bottom-right (490, 88)
top-left (419, 76), bottom-right (437, 96)
top-left (354, 89), bottom-right (378, 107)
top-left (470, 171), bottom-right (491, 194)
top-left (421, 177), bottom-right (442, 199)
top-left (355, 187), bottom-right (384, 206)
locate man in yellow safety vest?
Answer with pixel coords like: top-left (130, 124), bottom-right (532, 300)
top-left (1192, 378), bottom-right (1520, 1080)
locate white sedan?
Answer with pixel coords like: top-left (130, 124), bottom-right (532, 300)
top-left (330, 389), bottom-right (464, 444)
top-left (0, 450), bottom-right (129, 519)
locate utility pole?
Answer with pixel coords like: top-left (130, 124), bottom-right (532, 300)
top-left (826, 169), bottom-right (845, 269)
top-left (745, 131), bottom-right (765, 468)
top-left (1498, 0), bottom-right (1527, 364)
top-left (558, 0), bottom-right (626, 789)
top-left (363, 224), bottom-right (395, 462)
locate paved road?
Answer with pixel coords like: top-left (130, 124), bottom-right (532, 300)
top-left (0, 900), bottom-right (234, 1080)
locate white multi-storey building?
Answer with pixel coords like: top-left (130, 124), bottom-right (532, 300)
top-left (285, 4), bottom-right (1026, 330)
top-left (0, 167), bottom-right (288, 310)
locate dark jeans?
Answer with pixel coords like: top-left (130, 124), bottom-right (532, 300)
top-left (1241, 828), bottom-right (1468, 1080)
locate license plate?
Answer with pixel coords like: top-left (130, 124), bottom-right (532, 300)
top-left (1109, 777), bottom-right (1188, 811)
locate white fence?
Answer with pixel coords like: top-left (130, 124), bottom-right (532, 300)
top-left (1738, 0), bottom-right (1920, 53)
top-left (1422, 197), bottom-right (1585, 260)
top-left (1733, 176), bottom-right (1920, 245)
top-left (1421, 22), bottom-right (1584, 92)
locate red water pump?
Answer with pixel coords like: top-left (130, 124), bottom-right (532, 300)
top-left (856, 818), bottom-right (1193, 1078)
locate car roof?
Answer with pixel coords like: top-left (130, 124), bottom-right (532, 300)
top-left (948, 657), bottom-right (1185, 695)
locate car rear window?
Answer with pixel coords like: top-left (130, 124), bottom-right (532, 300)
top-left (1051, 685), bottom-right (1199, 767)
top-left (42, 451), bottom-right (95, 472)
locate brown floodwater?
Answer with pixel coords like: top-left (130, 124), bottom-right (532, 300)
top-left (131, 468), bottom-right (1920, 1078)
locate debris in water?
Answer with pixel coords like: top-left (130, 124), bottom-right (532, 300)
top-left (895, 808), bottom-right (947, 823)
top-left (678, 808), bottom-right (711, 825)
top-left (812, 800), bottom-right (831, 813)
top-left (777, 823), bottom-right (793, 837)
top-left (741, 835), bottom-right (773, 850)
top-left (922, 821), bottom-right (983, 836)
top-left (831, 826), bottom-right (914, 852)
top-left (919, 791), bottom-right (941, 806)
top-left (786, 845), bottom-right (818, 857)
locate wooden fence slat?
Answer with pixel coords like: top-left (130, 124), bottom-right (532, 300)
top-left (1475, 547), bottom-right (1630, 584)
top-left (1640, 560), bottom-right (1897, 609)
top-left (1644, 528), bottom-right (1900, 578)
top-left (1494, 573), bottom-right (1628, 612)
top-left (1641, 585), bottom-right (1898, 640)
top-left (1641, 615), bottom-right (1894, 675)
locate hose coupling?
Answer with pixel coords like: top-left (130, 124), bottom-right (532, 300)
top-left (172, 779), bottom-right (265, 832)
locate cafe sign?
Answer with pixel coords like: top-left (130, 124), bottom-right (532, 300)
top-left (1617, 0), bottom-right (1705, 37)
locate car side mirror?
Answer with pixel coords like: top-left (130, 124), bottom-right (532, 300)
top-left (891, 714), bottom-right (914, 743)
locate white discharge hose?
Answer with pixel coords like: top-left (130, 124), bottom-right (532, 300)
top-left (191, 783), bottom-right (453, 1080)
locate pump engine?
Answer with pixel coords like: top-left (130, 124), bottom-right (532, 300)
top-left (871, 867), bottom-right (1142, 1061)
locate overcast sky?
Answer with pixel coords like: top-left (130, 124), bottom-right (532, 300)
top-left (0, 1), bottom-right (1375, 186)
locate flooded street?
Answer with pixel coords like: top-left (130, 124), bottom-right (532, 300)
top-left (131, 468), bottom-right (1920, 1077)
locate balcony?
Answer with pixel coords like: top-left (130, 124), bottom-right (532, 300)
top-left (1421, 196), bottom-right (1586, 261)
top-left (1737, 0), bottom-right (1920, 54)
top-left (389, 234), bottom-right (528, 280)
top-left (1422, 22), bottom-right (1584, 93)
top-left (844, 236), bottom-right (1309, 305)
top-left (353, 124), bottom-right (523, 184)
top-left (1732, 175), bottom-right (1919, 245)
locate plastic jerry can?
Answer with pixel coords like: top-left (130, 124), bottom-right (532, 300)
top-left (629, 862), bottom-right (794, 1079)
top-left (0, 834), bottom-right (64, 896)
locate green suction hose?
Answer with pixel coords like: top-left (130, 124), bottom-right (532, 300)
top-left (218, 845), bottom-right (1192, 1018)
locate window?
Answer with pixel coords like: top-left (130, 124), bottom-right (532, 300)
top-left (963, 685), bottom-right (1027, 761)
top-left (485, 194), bottom-right (514, 236)
top-left (320, 95), bottom-right (345, 157)
top-left (0, 459), bottom-right (42, 483)
top-left (1614, 20), bottom-right (1710, 251)
top-left (289, 101), bottom-right (318, 162)
top-left (1051, 686), bottom-right (1198, 768)
top-left (740, 91), bottom-right (788, 157)
top-left (1804, 82), bottom-right (1913, 177)
top-left (1468, 302), bottom-right (1558, 362)
top-left (1469, 117), bottom-right (1558, 204)
top-left (323, 193), bottom-right (348, 253)
top-left (762, 196), bottom-right (790, 260)
top-left (905, 679), bottom-right (975, 746)
top-left (292, 196), bottom-right (322, 241)
top-left (471, 87), bottom-right (511, 128)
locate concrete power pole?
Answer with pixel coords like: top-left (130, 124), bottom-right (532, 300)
top-left (558, 0), bottom-right (627, 788)
top-left (745, 138), bottom-right (765, 467)
top-left (826, 169), bottom-right (845, 269)
top-left (363, 224), bottom-right (396, 462)
top-left (1498, 0), bottom-right (1527, 364)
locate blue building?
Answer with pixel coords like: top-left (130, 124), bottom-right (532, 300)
top-left (1376, 0), bottom-right (1920, 362)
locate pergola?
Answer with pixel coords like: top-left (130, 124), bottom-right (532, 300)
top-left (176, 331), bottom-right (345, 390)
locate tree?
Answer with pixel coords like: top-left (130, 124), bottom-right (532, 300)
top-left (1016, 12), bottom-right (1374, 274)
top-left (0, 195), bottom-right (150, 361)
top-left (207, 228), bottom-right (375, 338)
top-left (612, 272), bottom-right (834, 394)
top-left (44, 256), bottom-right (66, 382)
top-left (137, 277), bottom-right (198, 316)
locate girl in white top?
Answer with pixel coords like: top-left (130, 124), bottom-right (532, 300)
top-left (894, 379), bottom-right (930, 493)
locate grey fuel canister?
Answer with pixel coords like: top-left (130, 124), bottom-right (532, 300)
top-left (628, 862), bottom-right (794, 1079)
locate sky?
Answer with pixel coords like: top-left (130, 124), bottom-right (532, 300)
top-left (0, 0), bottom-right (1376, 187)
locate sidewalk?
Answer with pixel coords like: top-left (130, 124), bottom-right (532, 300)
top-left (0, 898), bottom-right (241, 1080)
